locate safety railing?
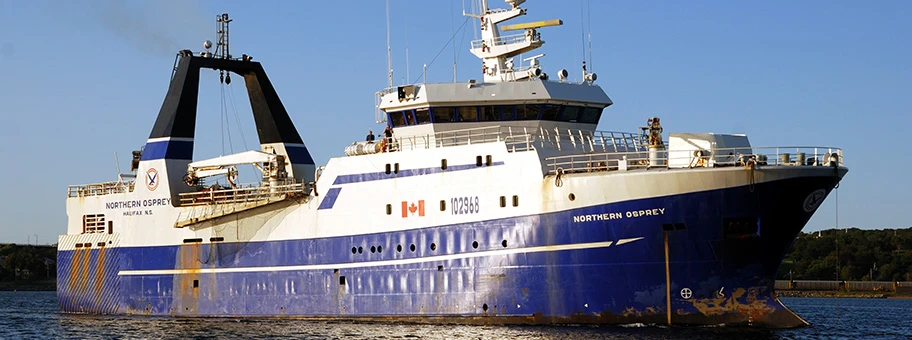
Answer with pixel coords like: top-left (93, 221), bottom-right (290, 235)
top-left (471, 32), bottom-right (538, 50)
top-left (67, 181), bottom-right (134, 198)
top-left (374, 125), bottom-right (646, 155)
top-left (177, 180), bottom-right (311, 206)
top-left (545, 146), bottom-right (844, 175)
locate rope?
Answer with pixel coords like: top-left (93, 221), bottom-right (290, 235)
top-left (555, 167), bottom-right (564, 187)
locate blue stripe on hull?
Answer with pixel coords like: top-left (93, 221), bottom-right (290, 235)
top-left (57, 175), bottom-right (838, 326)
top-left (140, 140), bottom-right (194, 160)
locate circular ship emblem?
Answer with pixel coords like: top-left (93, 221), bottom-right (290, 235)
top-left (680, 288), bottom-right (692, 299)
top-left (803, 189), bottom-right (826, 212)
top-left (146, 168), bottom-right (160, 191)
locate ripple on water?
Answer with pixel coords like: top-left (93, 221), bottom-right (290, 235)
top-left (1, 292), bottom-right (911, 339)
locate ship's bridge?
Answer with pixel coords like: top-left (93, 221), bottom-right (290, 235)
top-left (377, 79), bottom-right (612, 139)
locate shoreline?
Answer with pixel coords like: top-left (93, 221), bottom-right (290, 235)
top-left (777, 290), bottom-right (912, 299)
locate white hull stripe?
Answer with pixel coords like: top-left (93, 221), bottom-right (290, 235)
top-left (117, 237), bottom-right (644, 276)
top-left (147, 137), bottom-right (194, 143)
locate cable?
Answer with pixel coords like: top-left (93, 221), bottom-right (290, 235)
top-left (412, 17), bottom-right (470, 85)
top-left (219, 71), bottom-right (226, 155)
top-left (226, 84), bottom-right (249, 150)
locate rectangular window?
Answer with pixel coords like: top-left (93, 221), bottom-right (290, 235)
top-left (456, 106), bottom-right (478, 122)
top-left (431, 107), bottom-right (453, 123)
top-left (500, 105), bottom-right (516, 121)
top-left (516, 104), bottom-right (540, 120)
top-left (561, 106), bottom-right (581, 122)
top-left (541, 104), bottom-right (561, 121)
top-left (479, 106), bottom-right (499, 121)
top-left (388, 111), bottom-right (406, 127)
top-left (579, 107), bottom-right (602, 124)
top-left (404, 110), bottom-right (416, 125)
top-left (82, 214), bottom-right (106, 234)
top-left (415, 108), bottom-right (431, 124)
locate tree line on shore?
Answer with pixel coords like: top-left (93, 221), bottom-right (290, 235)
top-left (0, 244), bottom-right (56, 282)
top-left (779, 227), bottom-right (912, 281)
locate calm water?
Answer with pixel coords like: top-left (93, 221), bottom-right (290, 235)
top-left (1, 292), bottom-right (910, 339)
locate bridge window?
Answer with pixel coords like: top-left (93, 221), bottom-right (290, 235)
top-left (561, 106), bottom-right (581, 122)
top-left (431, 107), bottom-right (453, 123)
top-left (404, 110), bottom-right (416, 125)
top-left (541, 104), bottom-right (561, 121)
top-left (479, 106), bottom-right (499, 121)
top-left (388, 111), bottom-right (406, 127)
top-left (516, 104), bottom-right (540, 120)
top-left (420, 104), bottom-right (601, 124)
top-left (500, 105), bottom-right (516, 120)
top-left (579, 107), bottom-right (602, 124)
top-left (415, 108), bottom-right (431, 124)
top-left (455, 106), bottom-right (478, 122)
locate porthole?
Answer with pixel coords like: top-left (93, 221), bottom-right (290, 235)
top-left (370, 246), bottom-right (376, 253)
top-left (430, 243), bottom-right (437, 251)
top-left (486, 155), bottom-right (492, 166)
top-left (351, 247), bottom-right (357, 254)
top-left (502, 240), bottom-right (508, 248)
top-left (410, 244), bottom-right (416, 252)
top-left (500, 196), bottom-right (506, 208)
top-left (476, 156), bottom-right (482, 167)
top-left (397, 245), bottom-right (403, 252)
top-left (386, 204), bottom-right (392, 215)
top-left (377, 245), bottom-right (383, 253)
top-left (394, 163), bottom-right (400, 174)
top-left (385, 164), bottom-right (391, 175)
top-left (441, 159), bottom-right (448, 170)
top-left (483, 303), bottom-right (489, 312)
top-left (512, 195), bottom-right (519, 207)
top-left (358, 246), bottom-right (363, 254)
top-left (440, 200), bottom-right (446, 211)
top-left (569, 193), bottom-right (576, 201)
top-left (472, 241), bottom-right (478, 249)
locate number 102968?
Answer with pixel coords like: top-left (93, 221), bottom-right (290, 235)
top-left (451, 196), bottom-right (480, 215)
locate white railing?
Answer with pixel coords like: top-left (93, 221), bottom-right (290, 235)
top-left (374, 126), bottom-right (646, 155)
top-left (471, 32), bottom-right (537, 50)
top-left (68, 181), bottom-right (134, 198)
top-left (177, 180), bottom-right (311, 206)
top-left (544, 146), bottom-right (844, 175)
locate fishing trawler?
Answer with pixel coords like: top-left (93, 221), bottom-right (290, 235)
top-left (58, 1), bottom-right (846, 327)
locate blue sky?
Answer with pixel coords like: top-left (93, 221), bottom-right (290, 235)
top-left (0, 0), bottom-right (909, 244)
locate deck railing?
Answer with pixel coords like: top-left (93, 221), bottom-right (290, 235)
top-left (471, 32), bottom-right (537, 50)
top-left (545, 146), bottom-right (844, 175)
top-left (380, 125), bottom-right (645, 155)
top-left (67, 181), bottom-right (134, 198)
top-left (177, 181), bottom-right (311, 206)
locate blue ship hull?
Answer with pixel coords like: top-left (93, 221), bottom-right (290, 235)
top-left (57, 175), bottom-right (837, 327)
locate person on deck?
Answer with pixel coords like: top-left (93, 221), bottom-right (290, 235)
top-left (366, 129), bottom-right (375, 143)
top-left (382, 125), bottom-right (394, 152)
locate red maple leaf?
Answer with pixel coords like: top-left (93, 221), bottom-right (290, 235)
top-left (409, 202), bottom-right (418, 215)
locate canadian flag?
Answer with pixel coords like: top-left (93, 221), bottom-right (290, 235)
top-left (401, 200), bottom-right (425, 218)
